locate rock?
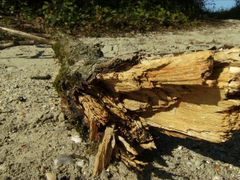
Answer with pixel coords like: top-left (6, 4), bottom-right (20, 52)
top-left (76, 159), bottom-right (85, 168)
top-left (70, 135), bottom-right (82, 144)
top-left (0, 164), bottom-right (6, 171)
top-left (18, 96), bottom-right (27, 102)
top-left (54, 154), bottom-right (74, 167)
top-left (45, 172), bottom-right (57, 180)
top-left (39, 112), bottom-right (54, 122)
top-left (177, 145), bottom-right (183, 150)
top-left (57, 112), bottom-right (65, 122)
top-left (30, 74), bottom-right (51, 80)
top-left (212, 175), bottom-right (223, 180)
top-left (194, 159), bottom-right (203, 167)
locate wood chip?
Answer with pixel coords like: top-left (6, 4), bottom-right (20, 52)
top-left (93, 126), bottom-right (115, 176)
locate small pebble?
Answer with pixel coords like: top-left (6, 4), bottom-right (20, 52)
top-left (40, 113), bottom-right (54, 122)
top-left (70, 135), bottom-right (82, 143)
top-left (212, 175), bottom-right (223, 180)
top-left (45, 172), bottom-right (56, 180)
top-left (194, 159), bottom-right (203, 167)
top-left (54, 154), bottom-right (74, 166)
top-left (0, 164), bottom-right (6, 171)
top-left (30, 74), bottom-right (51, 80)
top-left (18, 96), bottom-right (27, 102)
top-left (76, 159), bottom-right (85, 168)
top-left (57, 112), bottom-right (65, 121)
top-left (177, 145), bottom-right (183, 150)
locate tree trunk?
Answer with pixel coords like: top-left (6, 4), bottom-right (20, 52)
top-left (1, 26), bottom-right (238, 175)
top-left (96, 49), bottom-right (240, 143)
top-left (53, 38), bottom-right (240, 174)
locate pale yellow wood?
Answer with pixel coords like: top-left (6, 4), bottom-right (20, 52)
top-left (97, 51), bottom-right (213, 92)
top-left (96, 48), bottom-right (240, 143)
top-left (0, 26), bottom-right (55, 45)
top-left (93, 126), bottom-right (115, 176)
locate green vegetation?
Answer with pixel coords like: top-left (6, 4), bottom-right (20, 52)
top-left (0, 0), bottom-right (205, 34)
top-left (0, 0), bottom-right (239, 34)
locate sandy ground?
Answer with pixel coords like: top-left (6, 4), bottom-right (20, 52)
top-left (0, 20), bottom-right (240, 180)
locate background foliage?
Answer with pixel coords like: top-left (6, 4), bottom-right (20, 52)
top-left (0, 0), bottom-right (239, 34)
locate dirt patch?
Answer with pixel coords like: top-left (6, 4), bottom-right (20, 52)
top-left (0, 20), bottom-right (240, 179)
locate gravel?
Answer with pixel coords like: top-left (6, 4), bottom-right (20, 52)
top-left (0, 19), bottom-right (240, 179)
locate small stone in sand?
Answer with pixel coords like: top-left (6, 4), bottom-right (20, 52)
top-left (54, 154), bottom-right (74, 166)
top-left (45, 172), bottom-right (57, 180)
top-left (70, 135), bottom-right (82, 143)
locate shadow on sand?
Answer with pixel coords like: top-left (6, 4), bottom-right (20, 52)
top-left (136, 131), bottom-right (240, 180)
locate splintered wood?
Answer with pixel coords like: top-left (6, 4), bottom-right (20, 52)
top-left (56, 45), bottom-right (240, 175)
top-left (93, 126), bottom-right (115, 176)
top-left (3, 26), bottom-right (239, 175)
top-left (97, 49), bottom-right (240, 143)
top-left (97, 51), bottom-right (213, 91)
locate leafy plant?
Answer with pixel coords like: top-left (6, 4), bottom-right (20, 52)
top-left (3, 0), bottom-right (236, 34)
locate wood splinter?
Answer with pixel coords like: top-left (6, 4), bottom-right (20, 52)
top-left (93, 126), bottom-right (116, 176)
top-left (56, 43), bottom-right (240, 175)
top-left (1, 26), bottom-right (240, 175)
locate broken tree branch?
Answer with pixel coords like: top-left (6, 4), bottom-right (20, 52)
top-left (0, 40), bottom-right (37, 50)
top-left (0, 26), bottom-right (55, 45)
top-left (2, 28), bottom-right (239, 175)
top-left (53, 38), bottom-right (240, 174)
